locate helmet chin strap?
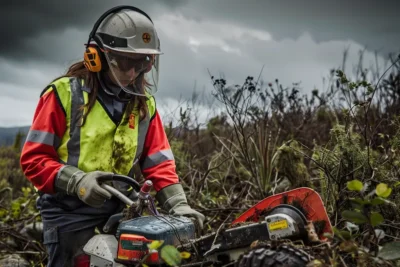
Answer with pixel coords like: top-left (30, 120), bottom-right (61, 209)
top-left (98, 72), bottom-right (136, 103)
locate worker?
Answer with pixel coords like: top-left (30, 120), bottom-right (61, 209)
top-left (20, 6), bottom-right (205, 267)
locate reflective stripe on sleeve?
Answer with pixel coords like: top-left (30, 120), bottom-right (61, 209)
top-left (25, 130), bottom-right (61, 148)
top-left (141, 149), bottom-right (175, 170)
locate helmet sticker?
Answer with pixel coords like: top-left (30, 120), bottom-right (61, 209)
top-left (142, 33), bottom-right (151, 43)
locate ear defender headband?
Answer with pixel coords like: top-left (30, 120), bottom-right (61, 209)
top-left (83, 5), bottom-right (154, 72)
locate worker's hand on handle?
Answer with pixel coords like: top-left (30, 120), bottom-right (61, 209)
top-left (55, 165), bottom-right (113, 208)
top-left (156, 183), bottom-right (205, 230)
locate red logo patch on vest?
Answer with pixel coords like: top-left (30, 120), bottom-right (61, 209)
top-left (129, 114), bottom-right (135, 129)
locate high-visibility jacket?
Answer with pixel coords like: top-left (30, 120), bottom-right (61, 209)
top-left (20, 76), bottom-right (178, 194)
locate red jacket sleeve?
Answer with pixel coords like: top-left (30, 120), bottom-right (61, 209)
top-left (20, 87), bottom-right (66, 194)
top-left (140, 110), bottom-right (179, 191)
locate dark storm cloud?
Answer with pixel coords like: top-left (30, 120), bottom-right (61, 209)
top-left (2, 0), bottom-right (399, 64)
top-left (156, 0), bottom-right (400, 56)
top-left (0, 0), bottom-right (179, 63)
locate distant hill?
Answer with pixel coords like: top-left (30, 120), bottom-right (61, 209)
top-left (0, 126), bottom-right (30, 146)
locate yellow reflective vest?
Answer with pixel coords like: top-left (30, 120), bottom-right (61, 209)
top-left (48, 77), bottom-right (156, 175)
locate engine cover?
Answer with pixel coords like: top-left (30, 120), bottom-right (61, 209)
top-left (232, 187), bottom-right (333, 240)
top-left (116, 215), bottom-right (195, 246)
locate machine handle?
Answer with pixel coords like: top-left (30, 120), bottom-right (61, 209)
top-left (97, 174), bottom-right (141, 192)
top-left (101, 184), bottom-right (135, 206)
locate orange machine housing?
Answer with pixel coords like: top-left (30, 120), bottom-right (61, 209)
top-left (232, 187), bottom-right (333, 240)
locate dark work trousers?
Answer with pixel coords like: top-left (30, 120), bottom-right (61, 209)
top-left (37, 192), bottom-right (123, 267)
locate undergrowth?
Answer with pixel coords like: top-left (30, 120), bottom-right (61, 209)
top-left (1, 51), bottom-right (400, 266)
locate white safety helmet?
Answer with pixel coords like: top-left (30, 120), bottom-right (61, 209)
top-left (87, 6), bottom-right (162, 97)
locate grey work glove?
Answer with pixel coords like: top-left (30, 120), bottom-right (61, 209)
top-left (156, 183), bottom-right (205, 230)
top-left (55, 165), bottom-right (113, 208)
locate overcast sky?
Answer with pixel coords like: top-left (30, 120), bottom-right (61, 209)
top-left (1, 0), bottom-right (399, 127)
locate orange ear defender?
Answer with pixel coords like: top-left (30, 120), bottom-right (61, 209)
top-left (83, 46), bottom-right (103, 72)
